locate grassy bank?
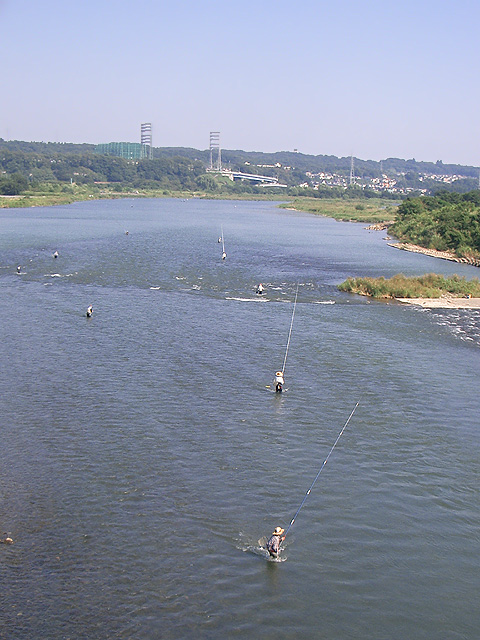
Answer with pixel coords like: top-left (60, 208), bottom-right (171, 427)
top-left (0, 184), bottom-right (118, 208)
top-left (279, 197), bottom-right (399, 223)
top-left (1, 187), bottom-right (399, 219)
top-left (338, 273), bottom-right (480, 299)
top-left (0, 184), bottom-right (289, 209)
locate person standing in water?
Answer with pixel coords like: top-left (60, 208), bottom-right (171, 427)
top-left (266, 526), bottom-right (285, 557)
top-left (275, 371), bottom-right (284, 393)
top-left (86, 305), bottom-right (93, 318)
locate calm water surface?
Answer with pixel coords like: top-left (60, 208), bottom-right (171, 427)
top-left (0, 198), bottom-right (479, 639)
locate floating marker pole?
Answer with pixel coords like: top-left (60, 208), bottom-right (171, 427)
top-left (282, 283), bottom-right (299, 375)
top-left (284, 402), bottom-right (359, 538)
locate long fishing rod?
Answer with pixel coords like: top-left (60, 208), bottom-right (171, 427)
top-left (284, 401), bottom-right (359, 538)
top-left (281, 283), bottom-right (299, 375)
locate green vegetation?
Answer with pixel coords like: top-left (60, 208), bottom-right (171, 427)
top-left (0, 148), bottom-right (207, 190)
top-left (1, 141), bottom-right (479, 231)
top-left (0, 172), bottom-right (28, 195)
top-left (0, 143), bottom-right (293, 206)
top-left (338, 273), bottom-right (480, 299)
top-left (280, 198), bottom-right (399, 223)
top-left (0, 180), bottom-right (288, 209)
top-left (2, 139), bottom-right (479, 180)
top-left (391, 191), bottom-right (480, 260)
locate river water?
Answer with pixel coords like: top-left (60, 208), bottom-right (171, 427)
top-left (0, 198), bottom-right (479, 639)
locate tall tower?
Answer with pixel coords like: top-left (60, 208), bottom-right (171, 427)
top-left (141, 123), bottom-right (153, 159)
top-left (209, 131), bottom-right (221, 170)
top-left (349, 155), bottom-right (355, 185)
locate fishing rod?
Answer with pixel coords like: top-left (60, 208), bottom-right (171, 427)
top-left (284, 401), bottom-right (359, 538)
top-left (281, 283), bottom-right (299, 375)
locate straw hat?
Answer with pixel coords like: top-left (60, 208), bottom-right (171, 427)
top-left (273, 526), bottom-right (284, 536)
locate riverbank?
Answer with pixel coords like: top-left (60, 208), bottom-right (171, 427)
top-left (1, 190), bottom-right (397, 223)
top-left (338, 273), bottom-right (480, 302)
top-left (0, 187), bottom-right (400, 227)
top-left (388, 241), bottom-right (480, 268)
top-left (279, 197), bottom-right (399, 223)
top-left (0, 187), bottom-right (288, 209)
top-left (5, 190), bottom-right (479, 274)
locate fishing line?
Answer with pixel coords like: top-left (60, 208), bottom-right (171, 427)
top-left (281, 283), bottom-right (299, 375)
top-left (284, 401), bottom-right (359, 537)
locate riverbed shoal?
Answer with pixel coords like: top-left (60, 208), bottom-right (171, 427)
top-left (396, 296), bottom-right (480, 308)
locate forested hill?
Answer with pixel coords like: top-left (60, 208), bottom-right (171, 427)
top-left (1, 138), bottom-right (478, 178)
top-left (390, 191), bottom-right (480, 259)
top-left (1, 138), bottom-right (479, 196)
top-left (0, 140), bottom-right (96, 155)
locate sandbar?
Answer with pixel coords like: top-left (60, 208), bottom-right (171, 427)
top-left (396, 297), bottom-right (480, 309)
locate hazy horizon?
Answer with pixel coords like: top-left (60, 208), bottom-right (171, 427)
top-left (1, 0), bottom-right (479, 167)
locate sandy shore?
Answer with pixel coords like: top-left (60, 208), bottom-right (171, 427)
top-left (396, 297), bottom-right (480, 309)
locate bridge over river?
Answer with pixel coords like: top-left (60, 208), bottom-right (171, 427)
top-left (207, 167), bottom-right (288, 187)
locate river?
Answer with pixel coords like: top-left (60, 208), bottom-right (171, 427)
top-left (0, 198), bottom-right (479, 639)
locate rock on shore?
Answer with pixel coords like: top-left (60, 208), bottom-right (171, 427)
top-left (388, 242), bottom-right (480, 267)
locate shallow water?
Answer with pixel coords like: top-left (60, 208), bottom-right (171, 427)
top-left (1, 198), bottom-right (479, 639)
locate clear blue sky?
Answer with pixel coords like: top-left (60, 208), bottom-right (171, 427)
top-left (1, 0), bottom-right (479, 166)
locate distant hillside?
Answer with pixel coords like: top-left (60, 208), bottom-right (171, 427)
top-left (0, 139), bottom-right (96, 155)
top-left (1, 138), bottom-right (479, 196)
top-left (2, 138), bottom-right (478, 176)
top-left (153, 146), bottom-right (479, 179)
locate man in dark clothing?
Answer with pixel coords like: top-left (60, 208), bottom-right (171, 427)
top-left (266, 526), bottom-right (285, 557)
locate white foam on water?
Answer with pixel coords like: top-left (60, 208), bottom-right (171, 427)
top-left (237, 535), bottom-right (288, 561)
top-left (225, 296), bottom-right (268, 302)
top-left (425, 308), bottom-right (480, 346)
top-left (44, 273), bottom-right (75, 278)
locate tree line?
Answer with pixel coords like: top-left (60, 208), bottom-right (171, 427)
top-left (390, 191), bottom-right (480, 258)
top-left (1, 139), bottom-right (479, 197)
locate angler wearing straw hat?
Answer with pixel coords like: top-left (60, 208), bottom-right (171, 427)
top-left (266, 526), bottom-right (285, 558)
top-left (274, 371), bottom-right (284, 393)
